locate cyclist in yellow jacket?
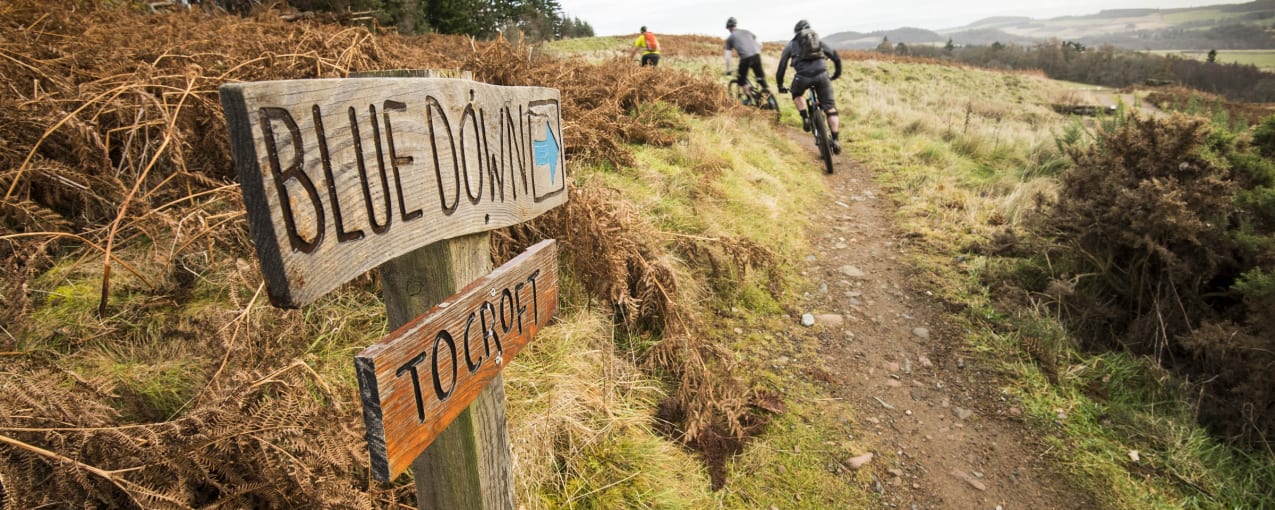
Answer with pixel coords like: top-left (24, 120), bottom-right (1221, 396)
top-left (630, 26), bottom-right (661, 67)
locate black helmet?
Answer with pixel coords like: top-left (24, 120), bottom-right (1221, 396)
top-left (640, 26), bottom-right (647, 33)
top-left (726, 17), bottom-right (737, 29)
top-left (794, 19), bottom-right (810, 33)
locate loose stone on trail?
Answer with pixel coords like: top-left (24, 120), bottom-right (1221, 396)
top-left (846, 452), bottom-right (874, 469)
top-left (816, 314), bottom-right (845, 328)
top-left (840, 265), bottom-right (866, 278)
top-left (950, 469), bottom-right (988, 491)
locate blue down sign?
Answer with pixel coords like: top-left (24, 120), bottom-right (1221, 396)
top-left (220, 78), bottom-right (567, 308)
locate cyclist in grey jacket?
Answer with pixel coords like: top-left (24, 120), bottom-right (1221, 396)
top-left (724, 17), bottom-right (767, 95)
top-left (776, 19), bottom-right (843, 154)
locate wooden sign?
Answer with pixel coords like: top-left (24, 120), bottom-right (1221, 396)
top-left (355, 239), bottom-right (558, 481)
top-left (220, 78), bottom-right (567, 307)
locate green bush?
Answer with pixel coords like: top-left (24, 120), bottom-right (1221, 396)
top-left (1251, 114), bottom-right (1275, 157)
top-left (1027, 114), bottom-right (1275, 447)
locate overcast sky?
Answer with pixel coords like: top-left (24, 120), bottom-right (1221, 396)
top-left (557, 0), bottom-right (1247, 42)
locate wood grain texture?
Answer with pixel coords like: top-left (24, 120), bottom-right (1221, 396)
top-left (357, 239), bottom-right (558, 481)
top-left (380, 231), bottom-right (513, 507)
top-left (220, 78), bottom-right (566, 307)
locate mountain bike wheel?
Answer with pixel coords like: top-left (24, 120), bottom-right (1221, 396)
top-left (728, 81), bottom-right (749, 105)
top-left (763, 92), bottom-right (781, 122)
top-left (811, 107), bottom-right (834, 174)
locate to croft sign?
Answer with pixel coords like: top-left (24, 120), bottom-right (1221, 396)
top-left (356, 239), bottom-right (557, 481)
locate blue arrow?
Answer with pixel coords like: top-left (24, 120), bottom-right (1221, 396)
top-left (533, 121), bottom-right (560, 184)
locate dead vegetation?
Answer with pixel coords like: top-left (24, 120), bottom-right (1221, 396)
top-left (0, 1), bottom-right (771, 506)
top-left (1146, 85), bottom-right (1275, 128)
top-left (493, 185), bottom-right (781, 489)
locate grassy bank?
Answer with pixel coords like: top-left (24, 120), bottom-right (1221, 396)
top-left (820, 48), bottom-right (1275, 509)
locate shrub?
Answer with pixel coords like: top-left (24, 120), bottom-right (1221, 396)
top-left (1034, 115), bottom-right (1235, 351)
top-left (1027, 113), bottom-right (1275, 448)
top-left (1251, 114), bottom-right (1275, 158)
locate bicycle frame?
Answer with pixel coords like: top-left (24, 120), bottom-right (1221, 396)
top-left (729, 75), bottom-right (780, 119)
top-left (804, 87), bottom-right (834, 174)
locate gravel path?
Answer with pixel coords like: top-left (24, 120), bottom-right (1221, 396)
top-left (782, 126), bottom-right (1096, 509)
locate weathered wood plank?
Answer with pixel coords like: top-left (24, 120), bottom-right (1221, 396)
top-left (220, 78), bottom-right (566, 307)
top-left (380, 230), bottom-right (513, 507)
top-left (356, 239), bottom-right (558, 481)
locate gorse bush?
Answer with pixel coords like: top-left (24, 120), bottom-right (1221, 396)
top-left (1035, 115), bottom-right (1233, 351)
top-left (1026, 113), bottom-right (1275, 448)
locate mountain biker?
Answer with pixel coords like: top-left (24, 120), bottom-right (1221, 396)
top-left (724, 17), bottom-right (768, 96)
top-left (630, 26), bottom-right (661, 67)
top-left (776, 19), bottom-right (843, 154)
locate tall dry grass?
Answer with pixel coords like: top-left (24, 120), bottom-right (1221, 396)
top-left (0, 2), bottom-right (754, 507)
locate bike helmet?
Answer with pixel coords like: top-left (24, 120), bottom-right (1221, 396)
top-left (640, 26), bottom-right (647, 33)
top-left (794, 19), bottom-right (811, 33)
top-left (726, 17), bottom-right (737, 29)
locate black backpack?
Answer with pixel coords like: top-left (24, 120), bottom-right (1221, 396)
top-left (796, 28), bottom-right (823, 61)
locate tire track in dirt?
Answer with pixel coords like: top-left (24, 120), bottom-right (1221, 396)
top-left (780, 127), bottom-right (1096, 509)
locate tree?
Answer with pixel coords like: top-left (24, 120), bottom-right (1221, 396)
top-left (385, 0), bottom-right (427, 34)
top-left (944, 38), bottom-right (955, 52)
top-left (286, 0), bottom-right (586, 41)
top-left (427, 0), bottom-right (490, 36)
top-left (895, 42), bottom-right (909, 55)
top-left (876, 36), bottom-right (892, 53)
top-left (1208, 49), bottom-right (1218, 63)
top-left (560, 16), bottom-right (593, 38)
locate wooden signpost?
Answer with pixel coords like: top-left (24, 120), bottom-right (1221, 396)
top-left (221, 72), bottom-right (566, 509)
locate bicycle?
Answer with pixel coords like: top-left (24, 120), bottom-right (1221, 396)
top-left (728, 75), bottom-right (780, 121)
top-left (803, 86), bottom-right (834, 174)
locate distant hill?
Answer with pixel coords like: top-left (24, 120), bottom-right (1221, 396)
top-left (939, 29), bottom-right (1039, 47)
top-left (825, 0), bottom-right (1275, 50)
top-left (823, 27), bottom-right (944, 49)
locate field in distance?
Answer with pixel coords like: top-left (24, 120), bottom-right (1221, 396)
top-left (1151, 49), bottom-right (1275, 71)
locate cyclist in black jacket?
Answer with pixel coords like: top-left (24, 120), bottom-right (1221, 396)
top-left (776, 19), bottom-right (843, 154)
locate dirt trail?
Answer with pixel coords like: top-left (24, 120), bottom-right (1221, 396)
top-left (782, 127), bottom-right (1095, 509)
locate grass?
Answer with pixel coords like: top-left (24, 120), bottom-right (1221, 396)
top-left (504, 303), bottom-right (713, 508)
top-left (499, 94), bottom-right (889, 505)
top-left (829, 51), bottom-right (1275, 508)
top-left (541, 35), bottom-right (632, 65)
top-left (506, 45), bottom-right (1275, 508)
top-left (1161, 8), bottom-right (1254, 26)
top-left (707, 309), bottom-right (877, 508)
